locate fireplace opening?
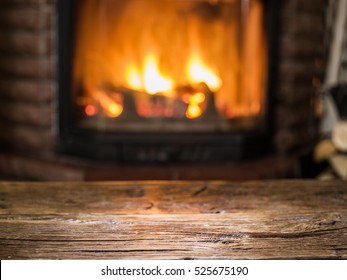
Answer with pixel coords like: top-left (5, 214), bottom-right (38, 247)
top-left (58, 0), bottom-right (278, 162)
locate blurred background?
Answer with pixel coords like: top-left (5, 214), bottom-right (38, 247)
top-left (0, 0), bottom-right (346, 181)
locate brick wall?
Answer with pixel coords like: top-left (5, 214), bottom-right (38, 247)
top-left (0, 0), bottom-right (327, 179)
top-left (275, 0), bottom-right (325, 153)
top-left (0, 0), bottom-right (55, 154)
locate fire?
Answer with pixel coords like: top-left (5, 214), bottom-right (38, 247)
top-left (124, 52), bottom-right (216, 119)
top-left (126, 52), bottom-right (220, 97)
top-left (94, 89), bottom-right (123, 118)
top-left (184, 92), bottom-right (206, 119)
top-left (143, 54), bottom-right (173, 94)
top-left (126, 65), bottom-right (142, 91)
top-left (187, 54), bottom-right (222, 92)
top-left (126, 54), bottom-right (173, 95)
top-left (186, 104), bottom-right (202, 119)
top-left (106, 103), bottom-right (123, 118)
top-left (74, 0), bottom-right (267, 121)
top-left (189, 92), bottom-right (205, 104)
top-left (85, 104), bottom-right (97, 116)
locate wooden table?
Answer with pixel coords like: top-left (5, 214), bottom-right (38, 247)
top-left (0, 180), bottom-right (346, 259)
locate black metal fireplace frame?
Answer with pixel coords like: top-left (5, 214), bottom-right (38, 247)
top-left (56, 0), bottom-right (279, 163)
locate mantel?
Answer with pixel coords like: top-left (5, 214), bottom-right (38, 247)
top-left (0, 180), bottom-right (346, 259)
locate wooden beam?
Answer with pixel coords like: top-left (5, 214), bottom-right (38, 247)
top-left (0, 180), bottom-right (346, 259)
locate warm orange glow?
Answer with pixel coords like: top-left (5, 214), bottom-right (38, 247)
top-left (186, 104), bottom-right (202, 119)
top-left (85, 104), bottom-right (97, 116)
top-left (143, 54), bottom-right (174, 94)
top-left (107, 103), bottom-right (123, 118)
top-left (126, 65), bottom-right (143, 91)
top-left (94, 89), bottom-right (123, 118)
top-left (184, 92), bottom-right (206, 119)
top-left (187, 54), bottom-right (222, 92)
top-left (189, 92), bottom-right (205, 104)
top-left (126, 52), bottom-right (221, 96)
top-left (126, 54), bottom-right (174, 95)
top-left (73, 0), bottom-right (267, 121)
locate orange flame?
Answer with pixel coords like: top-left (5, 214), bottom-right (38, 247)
top-left (126, 65), bottom-right (143, 91)
top-left (74, 0), bottom-right (267, 120)
top-left (187, 54), bottom-right (222, 91)
top-left (126, 54), bottom-right (173, 95)
top-left (143, 54), bottom-right (173, 94)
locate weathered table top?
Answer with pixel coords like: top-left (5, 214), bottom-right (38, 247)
top-left (0, 180), bottom-right (346, 259)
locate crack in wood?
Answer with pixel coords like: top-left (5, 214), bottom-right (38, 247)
top-left (248, 227), bottom-right (347, 239)
top-left (192, 186), bottom-right (208, 197)
top-left (0, 238), bottom-right (183, 243)
top-left (145, 202), bottom-right (154, 210)
top-left (65, 249), bottom-right (189, 253)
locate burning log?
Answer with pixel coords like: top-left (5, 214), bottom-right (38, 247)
top-left (88, 85), bottom-right (141, 120)
top-left (85, 81), bottom-right (223, 121)
top-left (195, 82), bottom-right (220, 119)
top-left (175, 82), bottom-right (219, 120)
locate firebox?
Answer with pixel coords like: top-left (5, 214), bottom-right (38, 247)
top-left (57, 0), bottom-right (278, 162)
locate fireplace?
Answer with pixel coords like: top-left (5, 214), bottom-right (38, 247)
top-left (58, 0), bottom-right (277, 162)
top-left (0, 0), bottom-right (324, 180)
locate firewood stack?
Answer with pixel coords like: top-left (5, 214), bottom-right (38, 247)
top-left (315, 0), bottom-right (347, 180)
top-left (315, 85), bottom-right (347, 180)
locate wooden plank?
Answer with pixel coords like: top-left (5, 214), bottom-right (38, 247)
top-left (0, 180), bottom-right (346, 259)
top-left (1, 180), bottom-right (346, 215)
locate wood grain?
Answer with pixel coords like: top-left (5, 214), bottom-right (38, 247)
top-left (0, 180), bottom-right (346, 259)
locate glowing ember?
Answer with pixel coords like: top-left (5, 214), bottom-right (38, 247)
top-left (107, 103), bottom-right (123, 118)
top-left (186, 104), bottom-right (202, 119)
top-left (189, 92), bottom-right (205, 104)
top-left (184, 92), bottom-right (206, 119)
top-left (85, 104), bottom-right (97, 116)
